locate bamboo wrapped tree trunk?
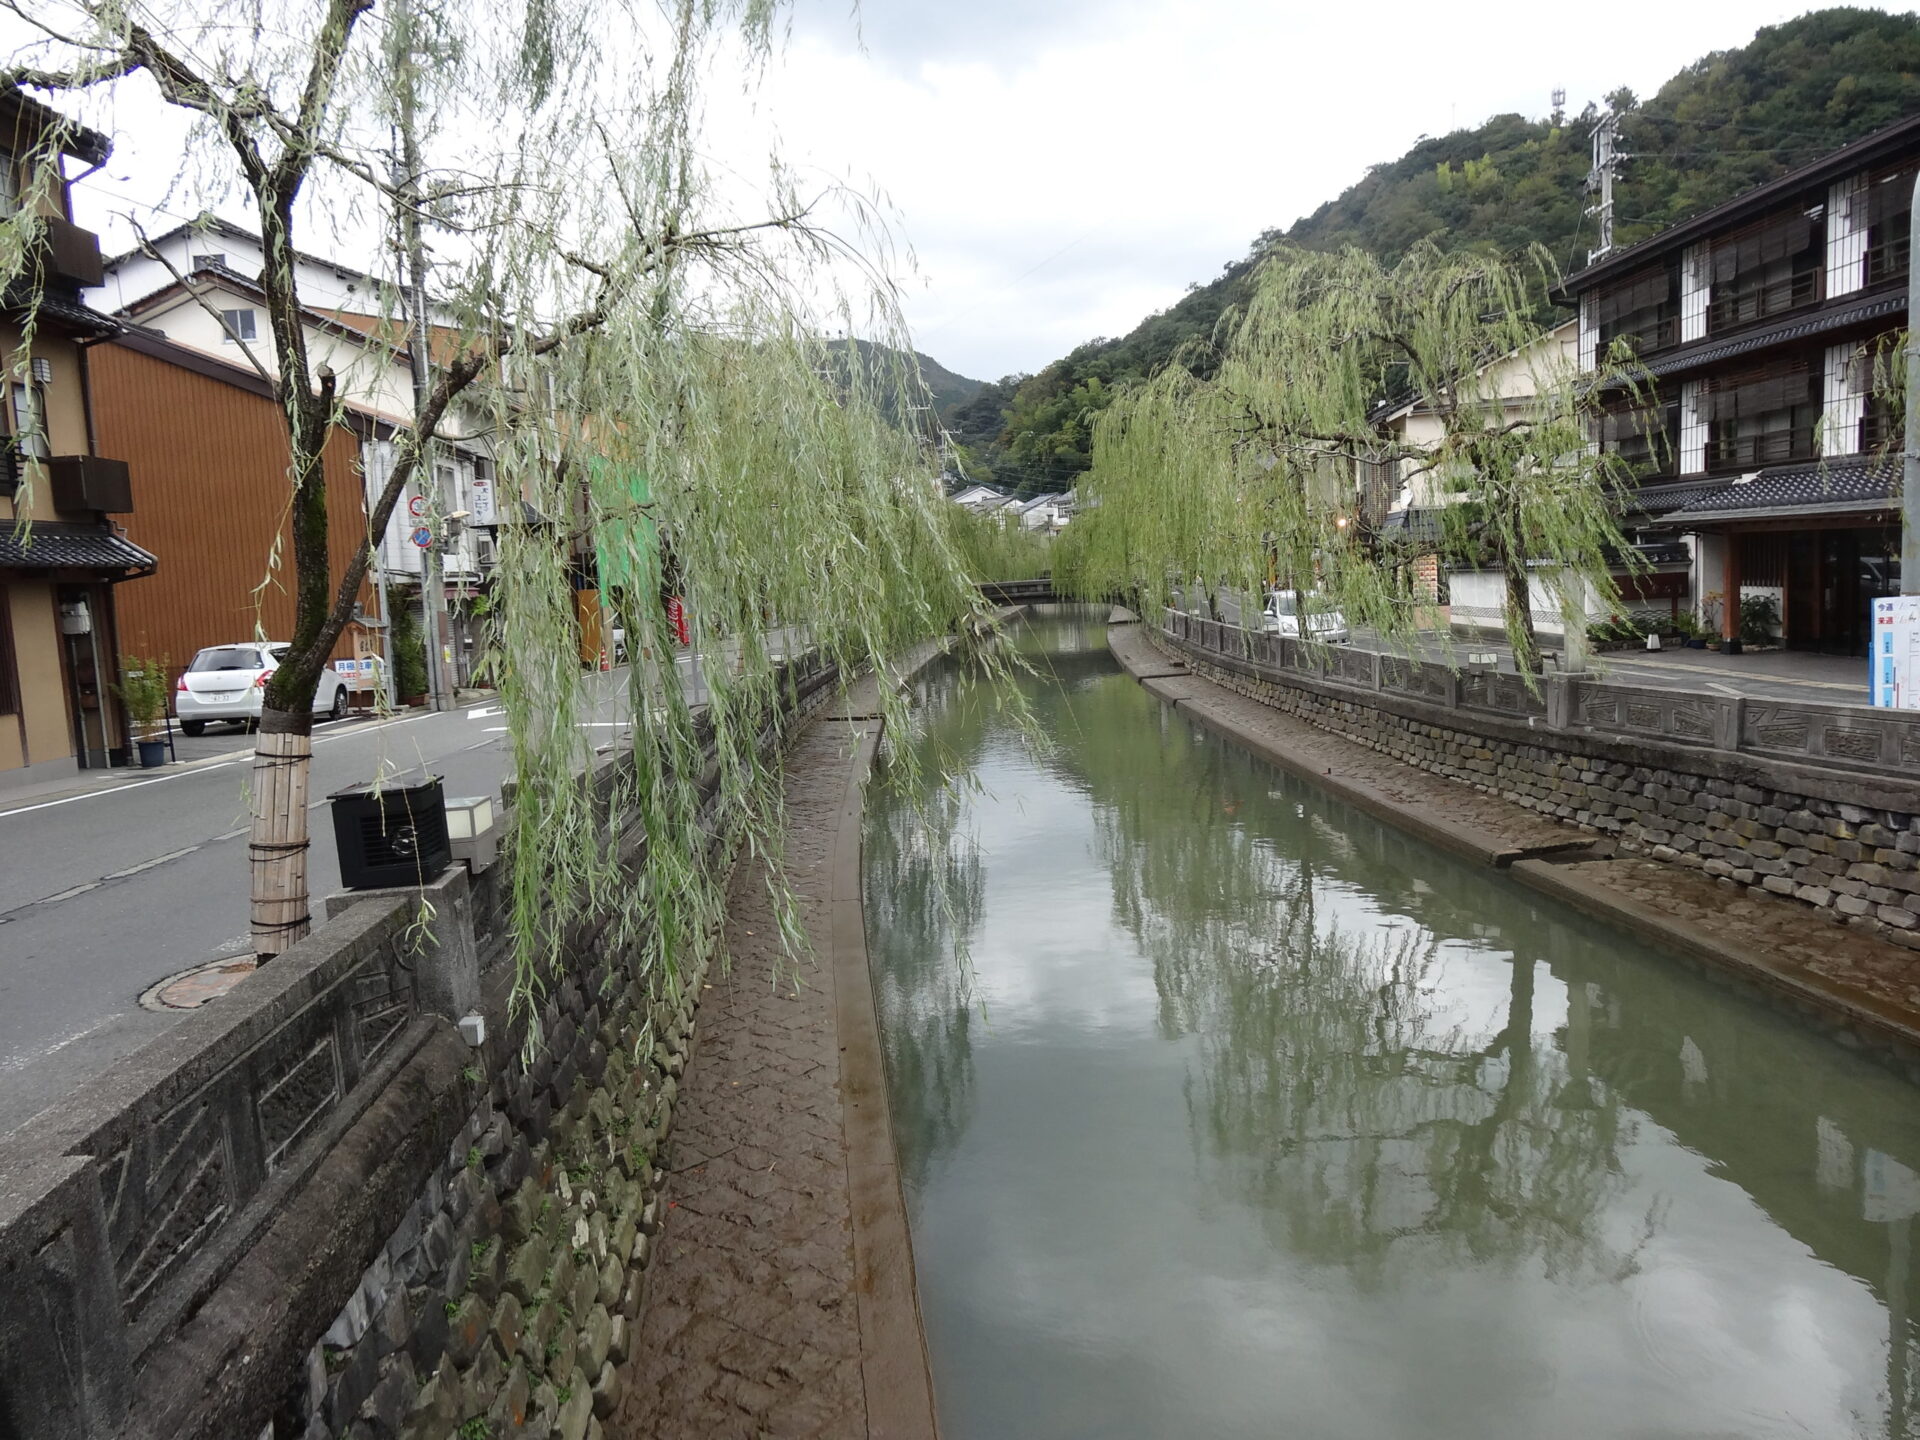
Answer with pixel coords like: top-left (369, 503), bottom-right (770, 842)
top-left (249, 706), bottom-right (314, 958)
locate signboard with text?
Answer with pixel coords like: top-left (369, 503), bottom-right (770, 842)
top-left (1872, 596), bottom-right (1920, 709)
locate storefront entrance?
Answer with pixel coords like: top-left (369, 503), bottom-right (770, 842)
top-left (1779, 525), bottom-right (1899, 656)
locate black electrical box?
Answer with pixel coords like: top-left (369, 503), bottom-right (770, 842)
top-left (329, 772), bottom-right (452, 889)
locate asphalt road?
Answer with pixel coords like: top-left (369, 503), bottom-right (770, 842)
top-left (0, 675), bottom-right (647, 1139)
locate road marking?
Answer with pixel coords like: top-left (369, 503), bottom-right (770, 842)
top-left (467, 705), bottom-right (503, 720)
top-left (37, 882), bottom-right (100, 904)
top-left (0, 710), bottom-right (435, 819)
top-left (102, 847), bottom-right (200, 880)
top-left (214, 826), bottom-right (250, 840)
top-left (0, 1017), bottom-right (114, 1072)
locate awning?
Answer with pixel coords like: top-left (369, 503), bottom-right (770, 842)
top-left (0, 522), bottom-right (156, 578)
top-left (1663, 454), bottom-right (1897, 526)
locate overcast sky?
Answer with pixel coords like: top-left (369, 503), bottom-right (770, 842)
top-left (65, 0), bottom-right (1878, 382)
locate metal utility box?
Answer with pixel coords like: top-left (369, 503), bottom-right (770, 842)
top-left (329, 772), bottom-right (452, 889)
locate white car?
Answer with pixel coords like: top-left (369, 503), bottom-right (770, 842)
top-left (174, 643), bottom-right (350, 735)
top-left (1261, 590), bottom-right (1351, 643)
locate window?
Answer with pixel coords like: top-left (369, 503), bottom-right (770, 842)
top-left (1708, 211), bottom-right (1823, 331)
top-left (1704, 358), bottom-right (1820, 469)
top-left (189, 647), bottom-right (267, 672)
top-left (1598, 399), bottom-right (1680, 476)
top-left (1862, 167), bottom-right (1913, 288)
top-left (219, 308), bottom-right (257, 342)
top-left (0, 151), bottom-right (15, 218)
top-left (190, 252), bottom-right (228, 271)
top-left (10, 381), bottom-right (48, 460)
top-left (1593, 267), bottom-right (1679, 357)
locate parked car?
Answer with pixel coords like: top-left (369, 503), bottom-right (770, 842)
top-left (1261, 589), bottom-right (1350, 643)
top-left (174, 643), bottom-right (350, 735)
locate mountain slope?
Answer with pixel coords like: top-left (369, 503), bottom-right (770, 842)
top-left (963, 7), bottom-right (1920, 497)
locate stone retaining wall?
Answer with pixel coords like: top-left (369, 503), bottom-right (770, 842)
top-left (1155, 624), bottom-right (1920, 955)
top-left (0, 656), bottom-right (838, 1440)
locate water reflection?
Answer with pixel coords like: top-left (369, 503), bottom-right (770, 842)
top-left (865, 608), bottom-right (1920, 1440)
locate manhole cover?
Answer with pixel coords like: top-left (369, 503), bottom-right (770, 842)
top-left (139, 957), bottom-right (257, 1011)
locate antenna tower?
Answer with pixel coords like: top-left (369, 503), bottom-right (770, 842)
top-left (1584, 110), bottom-right (1627, 263)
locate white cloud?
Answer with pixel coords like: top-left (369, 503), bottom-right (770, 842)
top-left (713, 0), bottom-right (1851, 379)
top-left (53, 0), bottom-right (1871, 381)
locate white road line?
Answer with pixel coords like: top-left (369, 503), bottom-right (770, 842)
top-left (102, 847), bottom-right (200, 880)
top-left (0, 1017), bottom-right (114, 1072)
top-left (0, 710), bottom-right (436, 819)
top-left (214, 826), bottom-right (250, 840)
top-left (36, 882), bottom-right (100, 904)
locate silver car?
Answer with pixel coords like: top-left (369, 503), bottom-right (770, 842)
top-left (1261, 590), bottom-right (1351, 643)
top-left (174, 643), bottom-right (350, 735)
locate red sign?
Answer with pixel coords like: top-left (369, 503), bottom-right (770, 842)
top-left (666, 596), bottom-right (690, 647)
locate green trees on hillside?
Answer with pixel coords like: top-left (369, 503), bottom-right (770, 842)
top-left (957, 7), bottom-right (1920, 492)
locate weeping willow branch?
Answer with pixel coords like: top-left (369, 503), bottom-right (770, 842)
top-left (1059, 242), bottom-right (1644, 675)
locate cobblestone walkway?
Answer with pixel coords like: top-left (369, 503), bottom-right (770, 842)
top-left (613, 717), bottom-right (932, 1440)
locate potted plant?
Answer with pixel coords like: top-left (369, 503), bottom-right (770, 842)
top-left (1740, 593), bottom-right (1780, 651)
top-left (116, 655), bottom-right (171, 768)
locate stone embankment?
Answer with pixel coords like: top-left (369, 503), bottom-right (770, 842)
top-left (1109, 617), bottom-right (1920, 1078)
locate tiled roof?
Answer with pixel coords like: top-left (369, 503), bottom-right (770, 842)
top-left (1664, 454), bottom-right (1897, 522)
top-left (0, 522), bottom-right (156, 575)
top-left (1633, 293), bottom-right (1905, 383)
top-left (1624, 478), bottom-right (1735, 516)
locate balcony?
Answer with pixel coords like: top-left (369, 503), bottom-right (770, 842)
top-left (1867, 234), bottom-right (1910, 289)
top-left (1707, 429), bottom-right (1817, 471)
top-left (1602, 314), bottom-right (1681, 359)
top-left (1708, 269), bottom-right (1819, 332)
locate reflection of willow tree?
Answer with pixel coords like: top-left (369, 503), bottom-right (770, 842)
top-left (866, 662), bottom-right (997, 1192)
top-left (864, 606), bottom-right (1121, 1188)
top-left (1073, 698), bottom-right (1646, 1284)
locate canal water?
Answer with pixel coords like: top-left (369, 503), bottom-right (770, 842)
top-left (862, 607), bottom-right (1920, 1440)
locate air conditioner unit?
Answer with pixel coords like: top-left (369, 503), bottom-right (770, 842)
top-left (475, 535), bottom-right (496, 568)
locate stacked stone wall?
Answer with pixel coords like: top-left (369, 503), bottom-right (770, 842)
top-left (1164, 637), bottom-right (1920, 955)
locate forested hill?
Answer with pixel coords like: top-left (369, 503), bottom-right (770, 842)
top-left (826, 338), bottom-right (984, 422)
top-left (954, 6), bottom-right (1920, 498)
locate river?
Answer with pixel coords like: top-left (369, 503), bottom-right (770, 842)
top-left (862, 606), bottom-right (1920, 1440)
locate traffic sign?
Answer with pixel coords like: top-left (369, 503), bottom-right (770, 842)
top-left (411, 526), bottom-right (433, 549)
top-left (408, 495), bottom-right (427, 518)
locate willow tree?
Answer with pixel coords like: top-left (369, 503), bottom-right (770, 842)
top-left (5, 0), bottom-right (999, 971)
top-left (1060, 242), bottom-right (1642, 671)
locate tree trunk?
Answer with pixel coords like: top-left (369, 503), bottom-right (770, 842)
top-left (249, 704), bottom-right (316, 958)
top-left (1504, 555), bottom-right (1540, 675)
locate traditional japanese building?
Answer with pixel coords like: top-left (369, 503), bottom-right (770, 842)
top-left (1565, 113), bottom-right (1916, 655)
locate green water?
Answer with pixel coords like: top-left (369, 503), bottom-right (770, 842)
top-left (862, 607), bottom-right (1920, 1440)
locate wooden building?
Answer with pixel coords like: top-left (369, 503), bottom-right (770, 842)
top-left (87, 329), bottom-right (380, 691)
top-left (0, 90), bottom-right (153, 788)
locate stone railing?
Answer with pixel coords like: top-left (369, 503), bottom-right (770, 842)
top-left (0, 652), bottom-right (838, 1440)
top-left (1161, 608), bottom-right (1920, 781)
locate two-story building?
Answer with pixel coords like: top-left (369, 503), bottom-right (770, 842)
top-left (1565, 112), bottom-right (1916, 655)
top-left (0, 90), bottom-right (153, 787)
top-left (90, 231), bottom-right (501, 689)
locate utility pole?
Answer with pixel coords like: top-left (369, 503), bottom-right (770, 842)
top-left (391, 0), bottom-right (450, 710)
top-left (1584, 111), bottom-right (1627, 264)
top-left (1906, 176), bottom-right (1920, 595)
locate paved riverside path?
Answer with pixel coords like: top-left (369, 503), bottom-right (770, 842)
top-left (614, 710), bottom-right (938, 1440)
top-left (1109, 621), bottom-right (1920, 1057)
